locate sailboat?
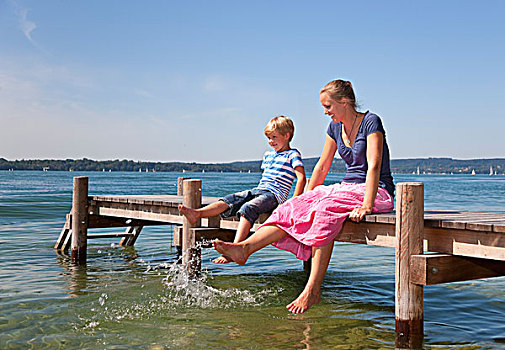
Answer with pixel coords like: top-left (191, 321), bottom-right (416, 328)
top-left (490, 166), bottom-right (493, 175)
top-left (471, 169), bottom-right (476, 175)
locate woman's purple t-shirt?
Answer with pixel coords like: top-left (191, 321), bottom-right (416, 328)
top-left (327, 111), bottom-right (394, 196)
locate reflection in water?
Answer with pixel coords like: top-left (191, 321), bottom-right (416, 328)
top-left (301, 322), bottom-right (311, 350)
top-left (55, 246), bottom-right (141, 297)
top-left (55, 250), bottom-right (87, 297)
top-left (67, 263), bottom-right (88, 297)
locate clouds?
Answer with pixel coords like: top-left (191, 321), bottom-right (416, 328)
top-left (6, 0), bottom-right (38, 45)
top-left (18, 7), bottom-right (36, 44)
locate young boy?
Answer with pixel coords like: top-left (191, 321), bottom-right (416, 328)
top-left (178, 115), bottom-right (306, 263)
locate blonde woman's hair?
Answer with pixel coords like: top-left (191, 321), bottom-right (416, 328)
top-left (264, 115), bottom-right (294, 141)
top-left (320, 79), bottom-right (361, 111)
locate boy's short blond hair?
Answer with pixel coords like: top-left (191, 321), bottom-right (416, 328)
top-left (264, 115), bottom-right (294, 142)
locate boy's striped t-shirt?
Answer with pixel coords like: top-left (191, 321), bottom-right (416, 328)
top-left (255, 148), bottom-right (304, 203)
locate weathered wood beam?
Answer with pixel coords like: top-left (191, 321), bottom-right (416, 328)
top-left (338, 221), bottom-right (396, 247)
top-left (424, 227), bottom-right (505, 261)
top-left (410, 253), bottom-right (505, 285)
top-left (395, 182), bottom-right (424, 349)
top-left (90, 205), bottom-right (184, 224)
top-left (193, 227), bottom-right (236, 243)
top-left (71, 176), bottom-right (88, 264)
top-left (88, 215), bottom-right (169, 228)
top-left (177, 177), bottom-right (190, 196)
top-left (87, 233), bottom-right (133, 239)
top-left (182, 179), bottom-right (202, 275)
top-left (54, 214), bottom-right (71, 250)
top-left (173, 226), bottom-right (182, 247)
top-left (121, 226), bottom-right (143, 246)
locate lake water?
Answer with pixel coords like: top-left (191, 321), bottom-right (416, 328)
top-left (1, 171), bottom-right (505, 349)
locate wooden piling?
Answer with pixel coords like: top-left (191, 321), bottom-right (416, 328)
top-left (175, 177), bottom-right (190, 261)
top-left (395, 182), bottom-right (424, 349)
top-left (71, 176), bottom-right (89, 264)
top-left (177, 177), bottom-right (190, 196)
top-left (182, 179), bottom-right (202, 275)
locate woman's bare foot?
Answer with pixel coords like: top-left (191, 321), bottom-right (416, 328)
top-left (212, 255), bottom-right (231, 264)
top-left (178, 204), bottom-right (200, 225)
top-left (212, 240), bottom-right (248, 265)
top-left (286, 287), bottom-right (321, 314)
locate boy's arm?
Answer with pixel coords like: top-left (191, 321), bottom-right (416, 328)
top-left (292, 166), bottom-right (306, 197)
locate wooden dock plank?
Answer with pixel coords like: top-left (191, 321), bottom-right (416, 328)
top-left (89, 194), bottom-right (505, 230)
top-left (84, 193), bottom-right (505, 261)
top-left (337, 221), bottom-right (396, 247)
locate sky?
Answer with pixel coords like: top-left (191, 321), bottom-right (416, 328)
top-left (1, 0), bottom-right (504, 163)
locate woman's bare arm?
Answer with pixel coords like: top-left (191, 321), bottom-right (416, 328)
top-left (348, 131), bottom-right (383, 222)
top-left (306, 135), bottom-right (337, 191)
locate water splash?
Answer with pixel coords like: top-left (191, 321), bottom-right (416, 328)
top-left (79, 260), bottom-right (281, 330)
top-left (161, 261), bottom-right (274, 310)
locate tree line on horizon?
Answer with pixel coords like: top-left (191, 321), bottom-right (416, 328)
top-left (1, 157), bottom-right (504, 175)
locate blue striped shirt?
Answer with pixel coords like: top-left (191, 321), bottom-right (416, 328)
top-left (255, 148), bottom-right (304, 203)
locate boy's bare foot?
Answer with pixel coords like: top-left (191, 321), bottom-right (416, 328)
top-left (212, 255), bottom-right (231, 264)
top-left (286, 287), bottom-right (321, 314)
top-left (212, 240), bottom-right (248, 265)
top-left (178, 204), bottom-right (200, 225)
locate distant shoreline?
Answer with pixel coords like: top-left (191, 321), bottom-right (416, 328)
top-left (1, 157), bottom-right (504, 175)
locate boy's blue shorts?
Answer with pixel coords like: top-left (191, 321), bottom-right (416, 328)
top-left (220, 189), bottom-right (278, 225)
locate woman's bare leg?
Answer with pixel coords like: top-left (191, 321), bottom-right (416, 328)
top-left (287, 241), bottom-right (334, 314)
top-left (213, 216), bottom-right (252, 264)
top-left (212, 225), bottom-right (287, 265)
top-left (178, 201), bottom-right (229, 225)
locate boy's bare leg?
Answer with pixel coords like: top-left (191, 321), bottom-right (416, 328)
top-left (212, 224), bottom-right (287, 265)
top-left (178, 201), bottom-right (229, 225)
top-left (286, 241), bottom-right (334, 314)
top-left (213, 216), bottom-right (252, 264)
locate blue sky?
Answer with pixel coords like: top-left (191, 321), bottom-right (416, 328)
top-left (1, 0), bottom-right (504, 162)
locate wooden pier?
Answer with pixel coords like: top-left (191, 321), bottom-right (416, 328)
top-left (55, 176), bottom-right (505, 349)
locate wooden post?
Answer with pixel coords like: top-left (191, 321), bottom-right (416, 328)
top-left (395, 182), bottom-right (424, 349)
top-left (177, 176), bottom-right (190, 196)
top-left (71, 176), bottom-right (89, 264)
top-left (303, 259), bottom-right (311, 272)
top-left (182, 179), bottom-right (202, 275)
top-left (175, 177), bottom-right (190, 261)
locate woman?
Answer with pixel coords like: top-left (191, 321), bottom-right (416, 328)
top-left (213, 79), bottom-right (395, 314)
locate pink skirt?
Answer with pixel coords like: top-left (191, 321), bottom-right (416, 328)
top-left (260, 182), bottom-right (394, 261)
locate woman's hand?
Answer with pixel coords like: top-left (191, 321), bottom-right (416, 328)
top-left (348, 206), bottom-right (372, 222)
